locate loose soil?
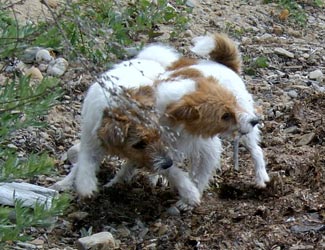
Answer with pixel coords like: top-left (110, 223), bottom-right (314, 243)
top-left (4, 0), bottom-right (325, 249)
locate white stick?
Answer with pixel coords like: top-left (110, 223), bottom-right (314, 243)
top-left (0, 182), bottom-right (58, 209)
top-left (233, 137), bottom-right (240, 171)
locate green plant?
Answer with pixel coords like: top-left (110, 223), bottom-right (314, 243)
top-left (243, 56), bottom-right (269, 76)
top-left (35, 0), bottom-right (190, 66)
top-left (0, 195), bottom-right (70, 242)
top-left (264, 0), bottom-right (324, 26)
top-left (0, 75), bottom-right (69, 245)
top-left (0, 5), bottom-right (69, 245)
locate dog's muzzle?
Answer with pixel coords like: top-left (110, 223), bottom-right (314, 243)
top-left (161, 157), bottom-right (173, 169)
top-left (153, 156), bottom-right (173, 170)
top-left (249, 118), bottom-right (260, 127)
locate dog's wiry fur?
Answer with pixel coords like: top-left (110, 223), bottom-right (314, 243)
top-left (189, 33), bottom-right (270, 187)
top-left (191, 33), bottom-right (241, 73)
top-left (138, 33), bottom-right (269, 209)
top-left (51, 47), bottom-right (179, 197)
top-left (164, 76), bottom-right (239, 138)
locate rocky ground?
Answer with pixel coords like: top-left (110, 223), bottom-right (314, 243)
top-left (3, 0), bottom-right (325, 249)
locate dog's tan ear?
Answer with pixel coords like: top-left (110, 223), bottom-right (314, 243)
top-left (98, 109), bottom-right (130, 146)
top-left (166, 100), bottom-right (200, 122)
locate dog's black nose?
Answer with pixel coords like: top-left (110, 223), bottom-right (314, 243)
top-left (161, 157), bottom-right (173, 169)
top-left (249, 118), bottom-right (259, 127)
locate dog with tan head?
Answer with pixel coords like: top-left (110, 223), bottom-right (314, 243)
top-left (51, 48), bottom-right (179, 197)
top-left (129, 33), bottom-right (270, 211)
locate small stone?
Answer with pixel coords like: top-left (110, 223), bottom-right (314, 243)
top-left (36, 49), bottom-right (53, 63)
top-left (297, 132), bottom-right (315, 146)
top-left (7, 143), bottom-right (18, 149)
top-left (46, 0), bottom-right (59, 8)
top-left (275, 110), bottom-right (283, 118)
top-left (166, 206), bottom-right (180, 216)
top-left (21, 47), bottom-right (42, 63)
top-left (117, 225), bottom-right (131, 237)
top-left (158, 224), bottom-right (168, 236)
top-left (47, 58), bottom-right (69, 77)
top-left (138, 227), bottom-right (149, 239)
top-left (29, 238), bottom-right (44, 245)
top-left (77, 232), bottom-right (117, 250)
top-left (284, 126), bottom-right (298, 134)
top-left (38, 63), bottom-right (48, 72)
top-left (289, 245), bottom-right (314, 250)
top-left (258, 33), bottom-right (273, 42)
top-left (25, 66), bottom-right (43, 80)
top-left (124, 47), bottom-right (138, 57)
top-left (273, 25), bottom-right (283, 35)
top-left (186, 0), bottom-right (197, 8)
top-left (287, 90), bottom-right (298, 98)
top-left (241, 37), bottom-right (252, 45)
top-left (68, 211), bottom-right (89, 221)
top-left (184, 29), bottom-right (194, 37)
top-left (309, 69), bottom-right (323, 80)
top-left (274, 48), bottom-right (294, 58)
top-left (16, 242), bottom-right (37, 249)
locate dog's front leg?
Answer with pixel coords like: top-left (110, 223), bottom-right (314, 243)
top-left (104, 161), bottom-right (137, 187)
top-left (74, 138), bottom-right (105, 197)
top-left (165, 167), bottom-right (201, 211)
top-left (241, 127), bottom-right (270, 188)
top-left (190, 137), bottom-right (222, 194)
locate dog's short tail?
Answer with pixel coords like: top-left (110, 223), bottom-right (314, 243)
top-left (191, 33), bottom-right (241, 74)
top-left (137, 44), bottom-right (180, 69)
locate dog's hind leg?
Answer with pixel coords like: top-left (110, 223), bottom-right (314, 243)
top-left (104, 161), bottom-right (138, 187)
top-left (241, 127), bottom-right (270, 188)
top-left (50, 163), bottom-right (78, 191)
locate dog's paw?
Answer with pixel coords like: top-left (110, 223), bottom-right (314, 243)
top-left (179, 184), bottom-right (201, 207)
top-left (75, 179), bottom-right (98, 198)
top-left (255, 170), bottom-right (271, 188)
top-left (50, 181), bottom-right (73, 192)
top-left (175, 200), bottom-right (195, 212)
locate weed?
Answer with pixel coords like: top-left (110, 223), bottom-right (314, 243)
top-left (264, 0), bottom-right (324, 26)
top-left (243, 56), bottom-right (269, 76)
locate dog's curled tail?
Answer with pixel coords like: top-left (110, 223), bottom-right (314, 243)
top-left (191, 33), bottom-right (241, 74)
top-left (137, 44), bottom-right (180, 69)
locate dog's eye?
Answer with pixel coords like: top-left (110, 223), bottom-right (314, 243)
top-left (132, 140), bottom-right (148, 150)
top-left (221, 112), bottom-right (232, 121)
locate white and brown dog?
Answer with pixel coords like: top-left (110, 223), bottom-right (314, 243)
top-left (188, 33), bottom-right (270, 188)
top-left (105, 34), bottom-right (270, 210)
top-left (51, 47), bottom-right (180, 197)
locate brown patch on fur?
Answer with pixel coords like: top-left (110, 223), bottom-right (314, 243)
top-left (126, 85), bottom-right (155, 109)
top-left (170, 68), bottom-right (203, 79)
top-left (166, 76), bottom-right (240, 137)
top-left (167, 57), bottom-right (198, 71)
top-left (209, 33), bottom-right (241, 74)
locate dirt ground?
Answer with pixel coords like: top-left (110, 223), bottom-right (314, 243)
top-left (5, 0), bottom-right (325, 249)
